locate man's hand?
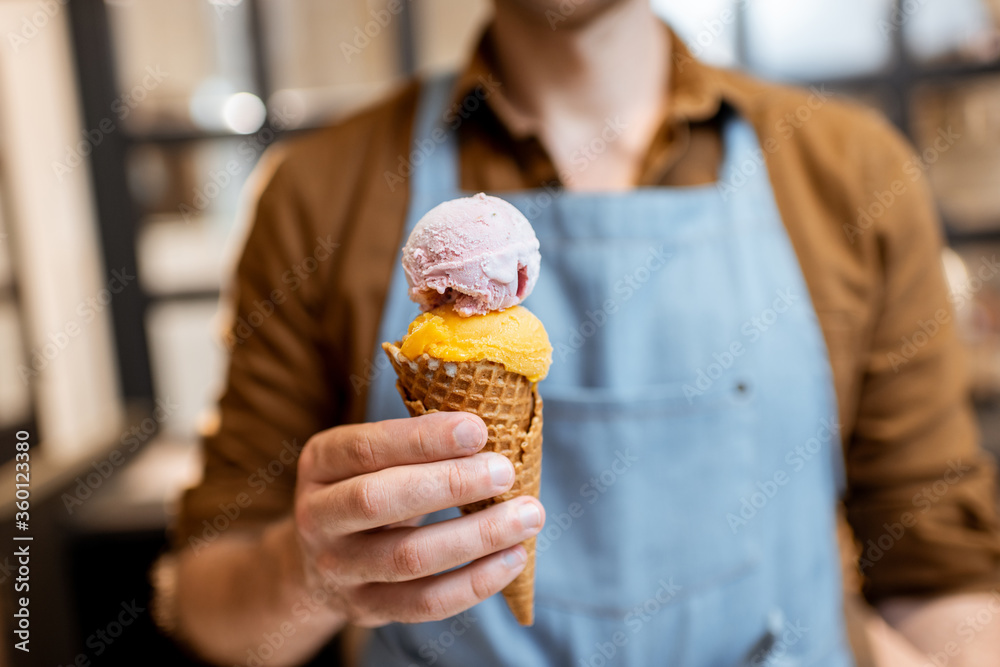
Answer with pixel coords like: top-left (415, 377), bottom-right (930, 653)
top-left (293, 411), bottom-right (545, 627)
top-left (875, 593), bottom-right (1000, 666)
top-left (865, 611), bottom-right (930, 666)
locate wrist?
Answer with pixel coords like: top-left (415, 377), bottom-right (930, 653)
top-left (263, 515), bottom-right (347, 629)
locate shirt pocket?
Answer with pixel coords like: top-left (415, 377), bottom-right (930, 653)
top-left (533, 381), bottom-right (762, 617)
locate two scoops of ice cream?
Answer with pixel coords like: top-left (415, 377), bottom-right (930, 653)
top-left (382, 192), bottom-right (551, 626)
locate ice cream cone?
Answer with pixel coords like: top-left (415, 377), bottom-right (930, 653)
top-left (382, 342), bottom-right (543, 626)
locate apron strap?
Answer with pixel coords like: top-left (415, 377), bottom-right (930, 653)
top-left (408, 88), bottom-right (845, 499)
top-left (715, 107), bottom-right (759, 191)
top-left (411, 72), bottom-right (461, 198)
top-left (414, 76), bottom-right (759, 209)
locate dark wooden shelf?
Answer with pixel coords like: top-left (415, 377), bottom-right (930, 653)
top-left (124, 128), bottom-right (254, 145)
top-left (946, 227), bottom-right (1000, 245)
top-left (145, 288), bottom-right (221, 303)
top-left (816, 58), bottom-right (1000, 91)
top-left (911, 57), bottom-right (1000, 82)
top-left (123, 118), bottom-right (324, 146)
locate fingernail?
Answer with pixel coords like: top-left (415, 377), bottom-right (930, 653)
top-left (502, 547), bottom-right (526, 569)
top-left (518, 502), bottom-right (541, 530)
top-left (488, 455), bottom-right (514, 487)
top-left (453, 419), bottom-right (484, 450)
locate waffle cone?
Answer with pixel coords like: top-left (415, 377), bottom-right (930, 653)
top-left (382, 342), bottom-right (543, 626)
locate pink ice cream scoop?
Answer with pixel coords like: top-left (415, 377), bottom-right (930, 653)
top-left (402, 192), bottom-right (541, 317)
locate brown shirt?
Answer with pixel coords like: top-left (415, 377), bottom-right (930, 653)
top-left (174, 27), bottom-right (1000, 610)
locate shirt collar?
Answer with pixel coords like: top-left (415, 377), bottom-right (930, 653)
top-left (446, 20), bottom-right (725, 141)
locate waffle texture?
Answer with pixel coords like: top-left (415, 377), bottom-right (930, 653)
top-left (382, 342), bottom-right (544, 626)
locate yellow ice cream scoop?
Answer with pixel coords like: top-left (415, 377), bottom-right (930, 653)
top-left (399, 304), bottom-right (552, 382)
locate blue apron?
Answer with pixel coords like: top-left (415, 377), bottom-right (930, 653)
top-left (362, 75), bottom-right (854, 667)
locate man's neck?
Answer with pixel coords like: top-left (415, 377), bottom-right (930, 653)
top-left (490, 0), bottom-right (670, 190)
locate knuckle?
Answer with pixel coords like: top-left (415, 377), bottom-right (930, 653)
top-left (391, 538), bottom-right (426, 579)
top-left (477, 514), bottom-right (506, 552)
top-left (293, 497), bottom-right (316, 539)
top-left (415, 475), bottom-right (436, 500)
top-left (350, 431), bottom-right (379, 471)
top-left (445, 462), bottom-right (472, 500)
top-left (298, 436), bottom-right (319, 478)
top-left (314, 550), bottom-right (345, 580)
top-left (414, 590), bottom-right (449, 620)
top-left (340, 587), bottom-right (372, 623)
top-left (468, 567), bottom-right (496, 603)
top-left (411, 423), bottom-right (432, 461)
top-left (354, 477), bottom-right (386, 523)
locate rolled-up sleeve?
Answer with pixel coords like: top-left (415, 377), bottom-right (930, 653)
top-left (167, 82), bottom-right (418, 553)
top-left (844, 121), bottom-right (1000, 601)
top-left (171, 147), bottom-right (339, 552)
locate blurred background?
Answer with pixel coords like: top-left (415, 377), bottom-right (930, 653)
top-left (0, 0), bottom-right (999, 664)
